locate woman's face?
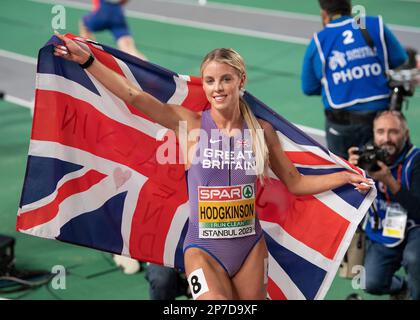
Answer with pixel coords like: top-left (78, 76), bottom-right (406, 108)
top-left (202, 61), bottom-right (244, 112)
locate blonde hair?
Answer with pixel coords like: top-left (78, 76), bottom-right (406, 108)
top-left (200, 48), bottom-right (269, 183)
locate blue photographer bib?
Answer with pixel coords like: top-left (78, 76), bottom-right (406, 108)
top-left (314, 16), bottom-right (390, 110)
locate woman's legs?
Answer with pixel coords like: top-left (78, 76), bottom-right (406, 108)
top-left (116, 36), bottom-right (147, 60)
top-left (184, 247), bottom-right (233, 300)
top-left (79, 20), bottom-right (96, 40)
top-left (232, 237), bottom-right (268, 300)
top-left (364, 239), bottom-right (403, 295)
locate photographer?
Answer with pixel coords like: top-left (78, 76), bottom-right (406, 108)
top-left (302, 0), bottom-right (408, 159)
top-left (145, 263), bottom-right (190, 300)
top-left (348, 111), bottom-right (420, 300)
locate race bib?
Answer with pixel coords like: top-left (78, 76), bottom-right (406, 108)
top-left (198, 184), bottom-right (256, 239)
top-left (382, 204), bottom-right (407, 239)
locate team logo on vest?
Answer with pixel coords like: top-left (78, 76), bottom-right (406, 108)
top-left (329, 50), bottom-right (347, 71)
top-left (328, 46), bottom-right (382, 85)
top-left (198, 184), bottom-right (256, 239)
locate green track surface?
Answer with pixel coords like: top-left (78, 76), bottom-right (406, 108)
top-left (0, 0), bottom-right (418, 300)
top-left (210, 0), bottom-right (420, 28)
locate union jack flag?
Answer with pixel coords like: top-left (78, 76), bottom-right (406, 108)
top-left (16, 35), bottom-right (376, 300)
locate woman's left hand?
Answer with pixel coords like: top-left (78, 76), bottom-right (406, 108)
top-left (347, 172), bottom-right (374, 193)
top-left (53, 31), bottom-right (90, 64)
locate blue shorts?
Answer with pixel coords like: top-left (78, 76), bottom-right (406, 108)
top-left (83, 3), bottom-right (130, 40)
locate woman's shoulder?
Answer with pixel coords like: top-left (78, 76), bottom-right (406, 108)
top-left (257, 118), bottom-right (273, 131)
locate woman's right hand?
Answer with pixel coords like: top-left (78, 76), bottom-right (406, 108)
top-left (347, 146), bottom-right (360, 166)
top-left (53, 31), bottom-right (91, 65)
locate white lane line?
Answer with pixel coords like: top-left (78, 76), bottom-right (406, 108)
top-left (160, 0), bottom-right (420, 35)
top-left (29, 0), bottom-right (310, 44)
top-left (0, 49), bottom-right (37, 65)
top-left (155, 0), bottom-right (321, 21)
top-left (389, 24), bottom-right (420, 33)
top-left (30, 0), bottom-right (420, 35)
top-left (2, 94), bottom-right (34, 110)
top-left (117, 13), bottom-right (310, 44)
top-left (165, 0), bottom-right (420, 34)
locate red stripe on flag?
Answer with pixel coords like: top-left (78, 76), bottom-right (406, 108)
top-left (88, 44), bottom-right (126, 77)
top-left (267, 277), bottom-right (287, 300)
top-left (72, 38), bottom-right (209, 117)
top-left (85, 43), bottom-right (159, 121)
top-left (128, 165), bottom-right (188, 263)
top-left (285, 151), bottom-right (336, 166)
top-left (180, 76), bottom-right (209, 112)
top-left (16, 170), bottom-right (106, 230)
top-left (32, 90), bottom-right (181, 178)
top-left (256, 178), bottom-right (349, 259)
top-left (347, 161), bottom-right (364, 176)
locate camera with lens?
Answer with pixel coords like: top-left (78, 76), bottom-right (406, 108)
top-left (387, 47), bottom-right (420, 111)
top-left (357, 143), bottom-right (391, 172)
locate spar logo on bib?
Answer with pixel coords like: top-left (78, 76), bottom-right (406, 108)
top-left (242, 185), bottom-right (253, 199)
top-left (198, 184), bottom-right (256, 239)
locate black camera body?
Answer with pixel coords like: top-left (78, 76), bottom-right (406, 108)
top-left (388, 47), bottom-right (419, 111)
top-left (357, 143), bottom-right (391, 172)
top-left (388, 69), bottom-right (417, 111)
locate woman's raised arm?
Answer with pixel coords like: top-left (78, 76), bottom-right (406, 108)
top-left (53, 32), bottom-right (200, 133)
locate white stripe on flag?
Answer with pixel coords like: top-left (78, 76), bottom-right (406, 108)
top-left (315, 186), bottom-right (377, 299)
top-left (261, 221), bottom-right (333, 271)
top-left (163, 201), bottom-right (190, 267)
top-left (21, 175), bottom-right (129, 238)
top-left (18, 167), bottom-right (90, 214)
top-left (36, 73), bottom-right (166, 140)
top-left (114, 56), bottom-right (144, 92)
top-left (328, 151), bottom-right (366, 176)
top-left (313, 190), bottom-right (365, 222)
top-left (294, 164), bottom-right (342, 170)
top-left (119, 178), bottom-right (143, 257)
top-left (27, 140), bottom-right (147, 183)
top-left (277, 130), bottom-right (365, 175)
top-left (84, 71), bottom-right (169, 141)
top-left (167, 75), bottom-right (190, 105)
top-left (268, 253), bottom-right (306, 300)
top-left (276, 131), bottom-right (334, 163)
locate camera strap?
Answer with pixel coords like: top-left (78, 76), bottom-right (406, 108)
top-left (383, 164), bottom-right (402, 203)
top-left (358, 25), bottom-right (390, 83)
top-left (359, 27), bottom-right (375, 52)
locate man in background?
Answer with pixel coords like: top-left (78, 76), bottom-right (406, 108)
top-left (348, 111), bottom-right (420, 300)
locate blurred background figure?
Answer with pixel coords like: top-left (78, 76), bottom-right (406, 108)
top-left (112, 254), bottom-right (141, 275)
top-left (80, 0), bottom-right (147, 60)
top-left (145, 263), bottom-right (190, 300)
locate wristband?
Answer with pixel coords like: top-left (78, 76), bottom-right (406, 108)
top-left (79, 54), bottom-right (95, 69)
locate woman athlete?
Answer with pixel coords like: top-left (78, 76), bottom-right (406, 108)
top-left (53, 32), bottom-right (372, 300)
